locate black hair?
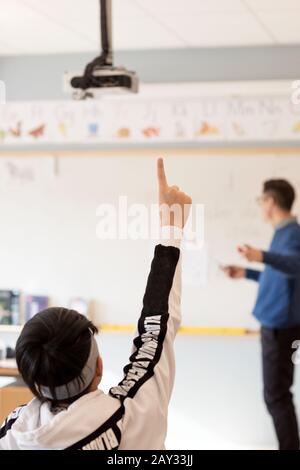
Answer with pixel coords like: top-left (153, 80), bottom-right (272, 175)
top-left (16, 307), bottom-right (98, 405)
top-left (263, 179), bottom-right (295, 211)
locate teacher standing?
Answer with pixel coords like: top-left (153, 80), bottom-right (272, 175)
top-left (223, 179), bottom-right (300, 450)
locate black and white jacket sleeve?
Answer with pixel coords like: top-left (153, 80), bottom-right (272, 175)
top-left (110, 227), bottom-right (182, 449)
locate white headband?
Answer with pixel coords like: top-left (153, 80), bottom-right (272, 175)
top-left (38, 336), bottom-right (99, 401)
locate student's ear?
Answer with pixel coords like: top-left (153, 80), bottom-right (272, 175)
top-left (96, 356), bottom-right (103, 379)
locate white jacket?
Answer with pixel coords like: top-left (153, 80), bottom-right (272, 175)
top-left (0, 234), bottom-right (182, 450)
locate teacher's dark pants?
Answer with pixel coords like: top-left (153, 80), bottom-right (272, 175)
top-left (261, 326), bottom-right (300, 450)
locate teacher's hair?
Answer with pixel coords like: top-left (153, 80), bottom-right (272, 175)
top-left (263, 179), bottom-right (295, 211)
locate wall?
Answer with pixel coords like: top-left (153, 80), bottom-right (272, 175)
top-left (0, 150), bottom-right (299, 329)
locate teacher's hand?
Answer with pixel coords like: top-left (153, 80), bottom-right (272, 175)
top-left (238, 244), bottom-right (263, 263)
top-left (221, 265), bottom-right (246, 279)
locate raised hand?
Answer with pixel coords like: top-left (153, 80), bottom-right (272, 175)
top-left (157, 158), bottom-right (192, 229)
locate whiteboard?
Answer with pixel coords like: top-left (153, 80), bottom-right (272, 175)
top-left (0, 151), bottom-right (299, 329)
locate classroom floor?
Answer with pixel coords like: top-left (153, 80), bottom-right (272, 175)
top-left (98, 332), bottom-right (300, 450)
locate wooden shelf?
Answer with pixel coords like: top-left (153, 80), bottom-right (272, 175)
top-left (0, 367), bottom-right (19, 377)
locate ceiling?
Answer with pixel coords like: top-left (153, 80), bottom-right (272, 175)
top-left (0, 0), bottom-right (299, 55)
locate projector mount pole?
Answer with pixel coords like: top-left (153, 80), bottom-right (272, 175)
top-left (100, 0), bottom-right (113, 66)
top-left (85, 0), bottom-right (113, 72)
top-left (71, 0), bottom-right (113, 89)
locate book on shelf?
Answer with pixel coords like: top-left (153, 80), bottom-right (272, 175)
top-left (0, 290), bottom-right (21, 325)
top-left (25, 295), bottom-right (50, 322)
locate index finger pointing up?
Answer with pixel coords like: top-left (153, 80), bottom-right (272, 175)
top-left (157, 158), bottom-right (168, 190)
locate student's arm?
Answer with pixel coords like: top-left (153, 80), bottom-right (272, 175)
top-left (0, 406), bottom-right (25, 449)
top-left (109, 159), bottom-right (191, 449)
top-left (109, 229), bottom-right (181, 400)
top-left (245, 268), bottom-right (261, 282)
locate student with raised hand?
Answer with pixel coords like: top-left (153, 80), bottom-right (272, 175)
top-left (223, 179), bottom-right (300, 450)
top-left (0, 158), bottom-right (192, 450)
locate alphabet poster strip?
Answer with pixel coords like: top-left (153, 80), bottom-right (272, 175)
top-left (0, 94), bottom-right (300, 146)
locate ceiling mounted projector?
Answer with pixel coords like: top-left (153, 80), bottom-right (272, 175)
top-left (65, 0), bottom-right (139, 99)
